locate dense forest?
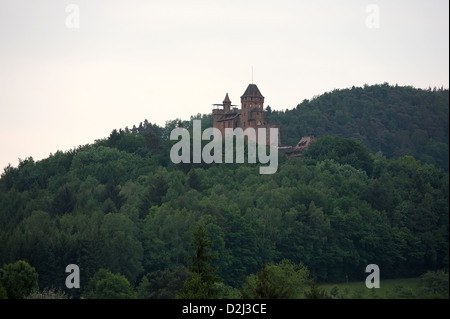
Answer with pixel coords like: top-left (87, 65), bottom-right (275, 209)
top-left (266, 83), bottom-right (449, 172)
top-left (0, 84), bottom-right (448, 299)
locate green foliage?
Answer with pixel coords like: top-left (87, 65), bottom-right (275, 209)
top-left (267, 259), bottom-right (311, 298)
top-left (213, 282), bottom-right (241, 298)
top-left (0, 164), bottom-right (19, 192)
top-left (241, 264), bottom-right (291, 299)
top-left (418, 270), bottom-right (449, 298)
top-left (177, 272), bottom-right (211, 299)
top-left (140, 168), bottom-right (169, 210)
top-left (137, 267), bottom-right (189, 299)
top-left (303, 136), bottom-right (373, 174)
top-left (0, 283), bottom-right (7, 299)
top-left (242, 260), bottom-right (312, 299)
top-left (51, 184), bottom-right (76, 215)
top-left (305, 278), bottom-right (331, 299)
top-left (84, 268), bottom-right (136, 299)
top-left (187, 167), bottom-right (202, 191)
top-left (178, 222), bottom-right (222, 299)
top-left (0, 260), bottom-right (39, 299)
top-left (0, 84), bottom-right (448, 298)
top-left (389, 285), bottom-right (415, 298)
top-left (98, 213), bottom-right (143, 283)
top-left (266, 84), bottom-right (449, 172)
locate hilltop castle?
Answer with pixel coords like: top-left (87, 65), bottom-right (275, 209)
top-left (212, 83), bottom-right (280, 146)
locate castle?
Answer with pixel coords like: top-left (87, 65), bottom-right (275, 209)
top-left (212, 83), bottom-right (280, 146)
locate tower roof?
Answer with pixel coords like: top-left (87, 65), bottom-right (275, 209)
top-left (223, 93), bottom-right (231, 103)
top-left (241, 84), bottom-right (264, 99)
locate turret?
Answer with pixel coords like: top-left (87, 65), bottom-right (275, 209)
top-left (223, 93), bottom-right (231, 111)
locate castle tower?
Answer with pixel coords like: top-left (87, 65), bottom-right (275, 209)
top-left (223, 93), bottom-right (231, 112)
top-left (240, 84), bottom-right (265, 129)
top-left (212, 93), bottom-right (240, 137)
top-left (212, 83), bottom-right (279, 146)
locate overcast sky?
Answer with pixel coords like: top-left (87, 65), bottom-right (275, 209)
top-left (0, 0), bottom-right (448, 171)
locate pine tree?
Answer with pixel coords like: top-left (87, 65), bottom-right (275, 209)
top-left (178, 222), bottom-right (221, 299)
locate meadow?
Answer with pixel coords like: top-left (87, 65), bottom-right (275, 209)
top-left (319, 276), bottom-right (446, 299)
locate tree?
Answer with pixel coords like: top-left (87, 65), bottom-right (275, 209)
top-left (103, 178), bottom-right (125, 211)
top-left (0, 164), bottom-right (19, 192)
top-left (241, 264), bottom-right (290, 299)
top-left (51, 184), bottom-right (76, 215)
top-left (187, 167), bottom-right (202, 191)
top-left (143, 130), bottom-right (161, 152)
top-left (0, 86), bottom-right (448, 296)
top-left (303, 136), bottom-right (373, 174)
top-left (99, 213), bottom-right (143, 283)
top-left (178, 222), bottom-right (221, 299)
top-left (84, 268), bottom-right (136, 299)
top-left (0, 283), bottom-right (7, 299)
top-left (117, 134), bottom-right (146, 153)
top-left (0, 260), bottom-right (39, 299)
top-left (140, 169), bottom-right (169, 217)
top-left (108, 129), bottom-right (124, 148)
top-left (137, 267), bottom-right (189, 299)
top-left (241, 260), bottom-right (312, 299)
top-left (419, 270), bottom-right (449, 298)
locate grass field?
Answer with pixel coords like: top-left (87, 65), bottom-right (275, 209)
top-left (319, 277), bottom-right (443, 299)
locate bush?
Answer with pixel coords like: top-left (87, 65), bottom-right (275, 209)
top-left (0, 260), bottom-right (39, 299)
top-left (419, 270), bottom-right (449, 298)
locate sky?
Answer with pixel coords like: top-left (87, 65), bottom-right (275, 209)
top-left (0, 0), bottom-right (449, 171)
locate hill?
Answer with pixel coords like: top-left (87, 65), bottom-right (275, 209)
top-left (265, 83), bottom-right (449, 171)
top-left (0, 84), bottom-right (448, 299)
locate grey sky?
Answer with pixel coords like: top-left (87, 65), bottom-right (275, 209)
top-left (0, 0), bottom-right (448, 171)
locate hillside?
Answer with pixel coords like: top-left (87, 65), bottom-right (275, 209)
top-left (0, 84), bottom-right (448, 299)
top-left (266, 83), bottom-right (449, 171)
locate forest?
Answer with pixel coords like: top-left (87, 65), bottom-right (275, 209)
top-left (266, 83), bottom-right (449, 172)
top-left (0, 83), bottom-right (448, 299)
